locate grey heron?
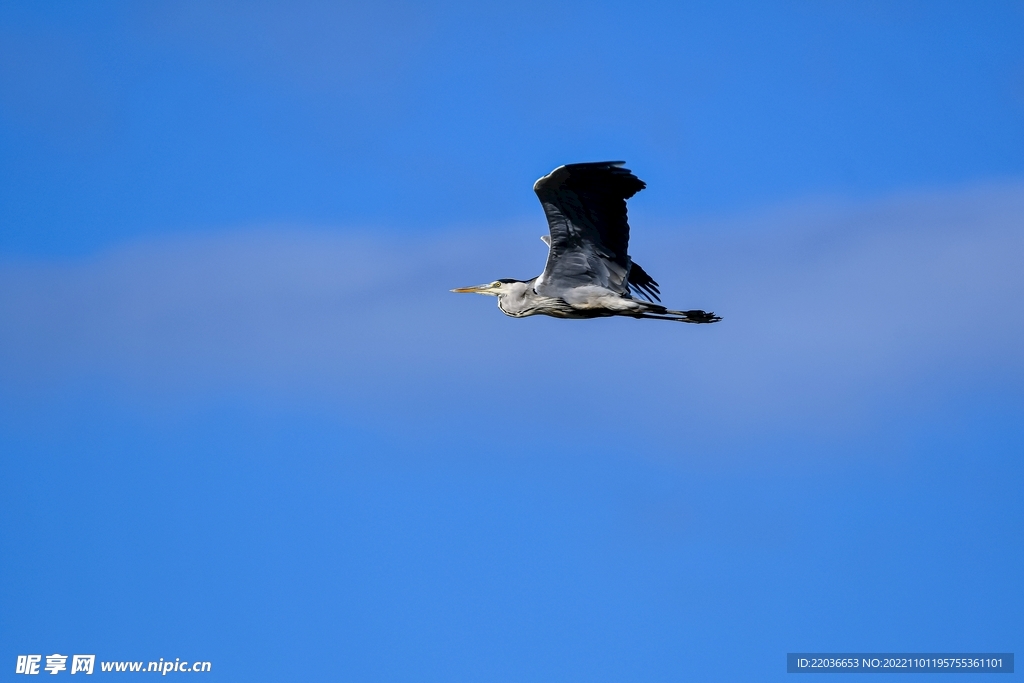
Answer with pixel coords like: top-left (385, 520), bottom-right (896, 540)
top-left (452, 161), bottom-right (721, 323)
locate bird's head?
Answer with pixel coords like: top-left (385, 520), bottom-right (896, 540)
top-left (450, 278), bottom-right (521, 297)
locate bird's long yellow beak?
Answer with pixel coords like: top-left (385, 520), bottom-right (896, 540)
top-left (450, 284), bottom-right (492, 294)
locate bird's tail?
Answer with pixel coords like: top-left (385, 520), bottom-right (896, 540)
top-left (635, 304), bottom-right (721, 324)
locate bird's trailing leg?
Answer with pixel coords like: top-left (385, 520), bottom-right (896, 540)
top-left (633, 305), bottom-right (721, 323)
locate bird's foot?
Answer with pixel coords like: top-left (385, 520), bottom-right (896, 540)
top-left (683, 310), bottom-right (721, 323)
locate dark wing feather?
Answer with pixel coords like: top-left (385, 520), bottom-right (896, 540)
top-left (533, 161), bottom-right (647, 297)
top-left (627, 261), bottom-right (661, 302)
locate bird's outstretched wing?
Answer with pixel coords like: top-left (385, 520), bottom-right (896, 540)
top-left (533, 161), bottom-right (649, 298)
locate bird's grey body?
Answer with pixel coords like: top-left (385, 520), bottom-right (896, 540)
top-left (452, 161), bottom-right (720, 324)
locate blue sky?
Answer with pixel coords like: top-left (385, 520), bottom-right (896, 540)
top-left (1, 2), bottom-right (1022, 681)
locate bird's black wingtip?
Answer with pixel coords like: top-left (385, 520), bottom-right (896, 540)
top-left (561, 160), bottom-right (628, 170)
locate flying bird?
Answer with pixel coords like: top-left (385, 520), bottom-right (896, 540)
top-left (452, 161), bottom-right (721, 323)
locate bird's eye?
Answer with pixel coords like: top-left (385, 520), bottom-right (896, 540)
top-left (491, 281), bottom-right (501, 288)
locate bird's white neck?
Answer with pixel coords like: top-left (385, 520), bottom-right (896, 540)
top-left (495, 280), bottom-right (534, 317)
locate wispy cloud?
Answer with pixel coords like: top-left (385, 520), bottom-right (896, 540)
top-left (2, 183), bottom-right (1021, 443)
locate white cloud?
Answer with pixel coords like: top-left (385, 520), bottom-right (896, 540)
top-left (1, 183), bottom-right (1021, 439)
